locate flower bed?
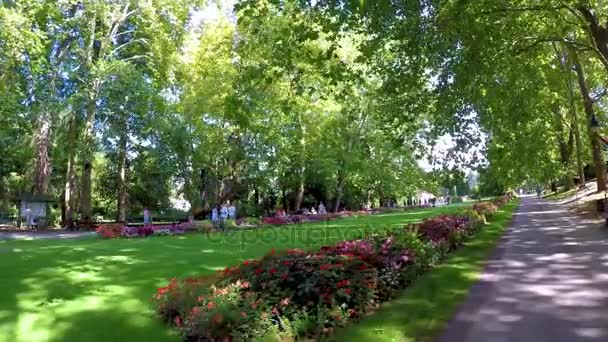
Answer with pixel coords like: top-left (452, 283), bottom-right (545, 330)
top-left (262, 211), bottom-right (370, 226)
top-left (95, 221), bottom-right (196, 239)
top-left (152, 196), bottom-right (514, 341)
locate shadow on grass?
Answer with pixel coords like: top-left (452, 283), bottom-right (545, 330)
top-left (327, 201), bottom-right (520, 342)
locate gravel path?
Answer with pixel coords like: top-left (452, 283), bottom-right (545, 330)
top-left (440, 196), bottom-right (608, 342)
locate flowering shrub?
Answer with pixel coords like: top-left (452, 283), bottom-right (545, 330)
top-left (95, 223), bottom-right (124, 239)
top-left (262, 216), bottom-right (292, 225)
top-left (153, 209), bottom-right (492, 341)
top-left (472, 201), bottom-right (498, 220)
top-left (416, 215), bottom-right (471, 252)
top-left (96, 221), bottom-right (196, 239)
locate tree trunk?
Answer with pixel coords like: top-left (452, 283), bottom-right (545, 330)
top-left (571, 48), bottom-right (607, 191)
top-left (33, 112), bottom-right (52, 195)
top-left (294, 174), bottom-right (304, 212)
top-left (63, 120), bottom-right (77, 229)
top-left (80, 95), bottom-right (96, 221)
top-left (578, 6), bottom-right (608, 74)
top-left (116, 130), bottom-right (128, 222)
top-left (281, 188), bottom-right (289, 212)
top-left (552, 106), bottom-right (575, 190)
top-left (334, 163), bottom-right (345, 213)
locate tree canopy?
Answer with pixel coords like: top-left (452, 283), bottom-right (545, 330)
top-left (2, 0), bottom-right (607, 225)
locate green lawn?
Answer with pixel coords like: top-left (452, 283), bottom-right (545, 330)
top-left (0, 203), bottom-right (504, 342)
top-left (544, 187), bottom-right (577, 201)
top-left (329, 200), bottom-right (519, 342)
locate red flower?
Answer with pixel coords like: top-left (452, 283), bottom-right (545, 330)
top-left (174, 315), bottom-right (182, 327)
top-left (207, 302), bottom-right (216, 310)
top-left (243, 260), bottom-right (250, 266)
top-left (271, 248), bottom-right (276, 255)
top-left (344, 288), bottom-right (352, 294)
top-left (282, 260), bottom-right (291, 266)
top-left (197, 296), bottom-right (205, 302)
top-left (280, 297), bottom-right (291, 306)
top-left (255, 268), bottom-right (263, 275)
top-left (358, 264), bottom-right (367, 270)
top-left (320, 264), bottom-right (333, 271)
top-left (213, 313), bottom-right (223, 324)
top-left (191, 307), bottom-right (200, 316)
top-left (251, 302), bottom-right (258, 309)
top-left (336, 280), bottom-right (350, 287)
top-left (269, 268), bottom-right (277, 275)
top-left (240, 312), bottom-right (247, 318)
top-left (157, 286), bottom-right (169, 295)
top-left (281, 273), bottom-right (289, 280)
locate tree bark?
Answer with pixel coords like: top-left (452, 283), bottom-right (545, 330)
top-left (552, 106), bottom-right (574, 189)
top-left (80, 94), bottom-right (96, 221)
top-left (578, 6), bottom-right (608, 74)
top-left (116, 129), bottom-right (128, 222)
top-left (333, 162), bottom-right (346, 213)
top-left (33, 112), bottom-right (52, 194)
top-left (63, 119), bottom-right (77, 229)
top-left (571, 48), bottom-right (607, 191)
top-left (294, 174), bottom-right (305, 211)
top-left (569, 74), bottom-right (586, 187)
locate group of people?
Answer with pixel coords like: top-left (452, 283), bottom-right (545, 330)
top-left (211, 202), bottom-right (237, 223)
top-left (277, 202), bottom-right (327, 217)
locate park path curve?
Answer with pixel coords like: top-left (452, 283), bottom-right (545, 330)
top-left (440, 195), bottom-right (608, 342)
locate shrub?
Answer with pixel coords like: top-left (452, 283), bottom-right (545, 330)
top-left (240, 217), bottom-right (261, 226)
top-left (154, 210), bottom-right (487, 341)
top-left (472, 201), bottom-right (498, 220)
top-left (195, 220), bottom-right (216, 233)
top-left (223, 219), bottom-right (238, 230)
top-left (262, 216), bottom-right (291, 225)
top-left (95, 223), bottom-right (124, 238)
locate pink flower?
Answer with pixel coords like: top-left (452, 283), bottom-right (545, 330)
top-left (207, 302), bottom-right (216, 310)
top-left (241, 312), bottom-right (247, 318)
top-left (280, 297), bottom-right (291, 306)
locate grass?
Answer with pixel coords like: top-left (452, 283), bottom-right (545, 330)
top-left (544, 187), bottom-right (577, 201)
top-left (327, 199), bottom-right (519, 342)
top-left (0, 204), bottom-right (477, 342)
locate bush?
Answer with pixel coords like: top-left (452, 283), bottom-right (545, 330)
top-left (241, 217), bottom-right (261, 226)
top-left (195, 220), bottom-right (216, 233)
top-left (451, 196), bottom-right (464, 203)
top-left (472, 201), bottom-right (498, 220)
top-left (154, 210), bottom-right (488, 341)
top-left (262, 216), bottom-right (292, 225)
top-left (95, 223), bottom-right (124, 238)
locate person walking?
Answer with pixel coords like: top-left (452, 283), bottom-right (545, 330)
top-left (536, 185), bottom-right (542, 199)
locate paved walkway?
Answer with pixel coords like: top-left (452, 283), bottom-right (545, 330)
top-left (0, 231), bottom-right (95, 241)
top-left (440, 196), bottom-right (608, 342)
